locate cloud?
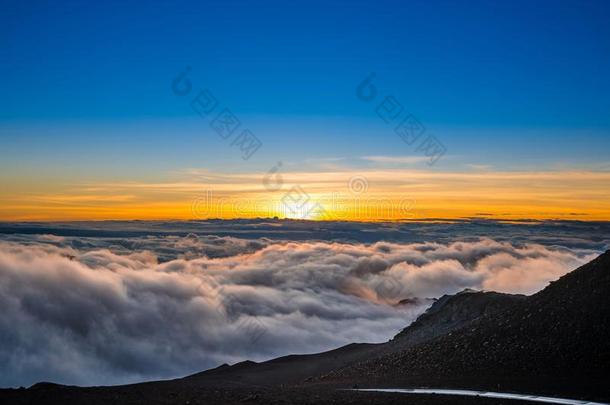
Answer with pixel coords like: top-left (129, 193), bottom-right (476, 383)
top-left (466, 164), bottom-right (492, 171)
top-left (361, 155), bottom-right (430, 165)
top-left (0, 232), bottom-right (601, 387)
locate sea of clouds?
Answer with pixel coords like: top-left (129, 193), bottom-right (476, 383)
top-left (0, 220), bottom-right (607, 387)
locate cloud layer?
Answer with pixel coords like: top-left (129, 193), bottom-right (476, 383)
top-left (0, 231), bottom-right (601, 387)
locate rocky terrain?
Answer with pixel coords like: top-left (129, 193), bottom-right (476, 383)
top-left (179, 287), bottom-right (527, 388)
top-left (1, 250), bottom-right (609, 404)
top-left (391, 289), bottom-right (526, 347)
top-left (0, 383), bottom-right (533, 405)
top-left (320, 249), bottom-right (610, 399)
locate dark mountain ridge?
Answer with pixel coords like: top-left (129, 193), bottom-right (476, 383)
top-left (181, 288), bottom-right (524, 388)
top-left (392, 289), bottom-right (526, 347)
top-left (321, 250), bottom-right (610, 398)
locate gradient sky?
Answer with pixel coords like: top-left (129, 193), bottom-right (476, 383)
top-left (1, 0), bottom-right (610, 220)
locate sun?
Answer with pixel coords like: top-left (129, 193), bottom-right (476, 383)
top-left (279, 199), bottom-right (326, 220)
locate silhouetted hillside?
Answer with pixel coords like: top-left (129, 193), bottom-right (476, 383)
top-left (392, 289), bottom-right (526, 347)
top-left (322, 250), bottom-right (610, 398)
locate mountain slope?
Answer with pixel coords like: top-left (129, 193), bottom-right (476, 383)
top-left (184, 342), bottom-right (382, 387)
top-left (391, 289), bottom-right (526, 348)
top-left (322, 250), bottom-right (610, 397)
top-left (181, 288), bottom-right (523, 387)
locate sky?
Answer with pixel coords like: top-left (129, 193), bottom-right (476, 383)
top-left (1, 0), bottom-right (610, 220)
top-left (1, 1), bottom-right (610, 387)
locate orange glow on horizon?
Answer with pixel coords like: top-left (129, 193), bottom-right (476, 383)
top-left (1, 169), bottom-right (610, 222)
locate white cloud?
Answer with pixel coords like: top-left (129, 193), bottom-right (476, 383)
top-left (362, 155), bottom-right (430, 165)
top-left (0, 234), bottom-right (599, 387)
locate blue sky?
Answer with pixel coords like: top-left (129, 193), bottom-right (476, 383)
top-left (1, 0), bottom-right (610, 176)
